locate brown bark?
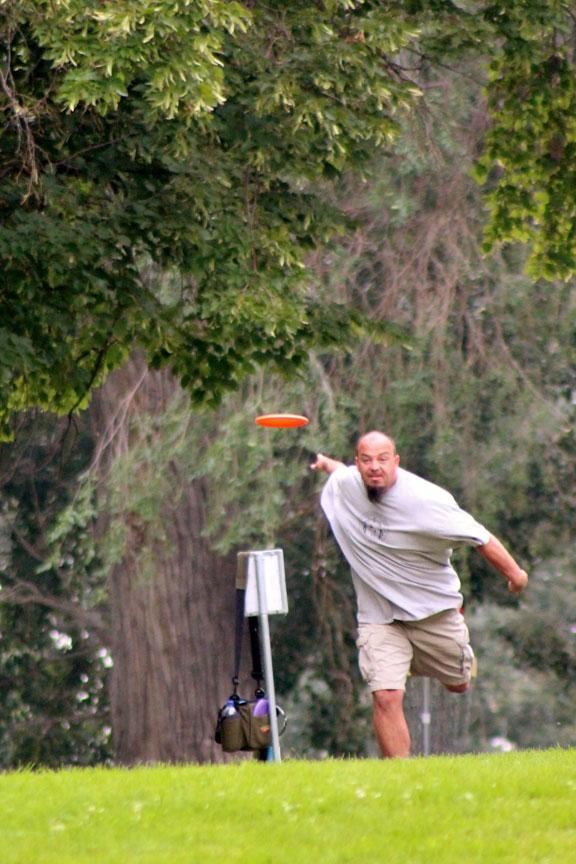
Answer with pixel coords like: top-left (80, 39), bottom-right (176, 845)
top-left (92, 356), bottom-right (239, 764)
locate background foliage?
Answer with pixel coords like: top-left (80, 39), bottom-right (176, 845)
top-left (0, 1), bottom-right (575, 764)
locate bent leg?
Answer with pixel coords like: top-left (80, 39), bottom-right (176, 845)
top-left (407, 610), bottom-right (475, 692)
top-left (372, 689), bottom-right (411, 758)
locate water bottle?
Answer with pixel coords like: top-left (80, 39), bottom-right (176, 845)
top-left (222, 698), bottom-right (238, 718)
top-left (221, 698), bottom-right (244, 751)
top-left (253, 697), bottom-right (269, 717)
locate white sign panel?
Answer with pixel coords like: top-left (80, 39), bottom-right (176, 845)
top-left (244, 549), bottom-right (288, 616)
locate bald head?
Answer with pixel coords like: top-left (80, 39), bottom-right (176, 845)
top-left (356, 431), bottom-right (396, 456)
top-left (355, 431), bottom-right (399, 500)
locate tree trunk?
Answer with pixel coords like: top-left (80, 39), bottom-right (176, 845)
top-left (92, 357), bottom-right (240, 764)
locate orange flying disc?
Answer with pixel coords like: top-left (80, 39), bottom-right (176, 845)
top-left (255, 413), bottom-right (310, 428)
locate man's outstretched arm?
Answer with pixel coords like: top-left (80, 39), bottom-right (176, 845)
top-left (476, 534), bottom-right (528, 595)
top-left (310, 453), bottom-right (346, 474)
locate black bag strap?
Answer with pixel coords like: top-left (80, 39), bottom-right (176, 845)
top-left (248, 616), bottom-right (264, 688)
top-left (231, 586), bottom-right (245, 695)
top-left (232, 584), bottom-right (264, 697)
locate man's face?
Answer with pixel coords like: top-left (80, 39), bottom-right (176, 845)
top-left (355, 434), bottom-right (400, 498)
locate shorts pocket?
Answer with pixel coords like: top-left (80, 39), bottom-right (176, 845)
top-left (356, 632), bottom-right (374, 684)
top-left (460, 643), bottom-right (475, 680)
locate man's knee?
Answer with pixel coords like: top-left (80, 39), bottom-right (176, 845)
top-left (373, 689), bottom-right (405, 712)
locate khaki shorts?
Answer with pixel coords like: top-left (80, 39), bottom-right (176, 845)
top-left (356, 609), bottom-right (475, 691)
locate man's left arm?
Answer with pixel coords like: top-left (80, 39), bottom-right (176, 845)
top-left (476, 534), bottom-right (528, 595)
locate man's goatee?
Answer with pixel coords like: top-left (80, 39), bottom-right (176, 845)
top-left (367, 485), bottom-right (385, 503)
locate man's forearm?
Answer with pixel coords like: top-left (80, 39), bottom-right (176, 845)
top-left (477, 534), bottom-right (528, 595)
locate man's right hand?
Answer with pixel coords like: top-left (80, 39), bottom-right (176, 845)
top-left (310, 453), bottom-right (345, 474)
top-left (508, 569), bottom-right (529, 596)
top-left (477, 535), bottom-right (528, 596)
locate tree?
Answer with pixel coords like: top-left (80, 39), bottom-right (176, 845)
top-left (2, 2), bottom-right (576, 442)
top-left (0, 0), bottom-right (421, 438)
top-left (0, 414), bottom-right (112, 767)
top-left (88, 356), bottom-right (243, 764)
top-left (467, 558), bottom-right (576, 752)
top-left (474, 0), bottom-right (576, 280)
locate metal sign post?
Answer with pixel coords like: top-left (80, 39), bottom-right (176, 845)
top-left (239, 549), bottom-right (288, 763)
top-left (421, 677), bottom-right (431, 756)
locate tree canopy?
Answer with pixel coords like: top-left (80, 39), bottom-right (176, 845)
top-left (0, 0), bottom-right (419, 437)
top-left (1, 0), bottom-right (575, 440)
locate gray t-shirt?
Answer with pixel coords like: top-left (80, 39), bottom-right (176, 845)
top-left (320, 465), bottom-right (490, 624)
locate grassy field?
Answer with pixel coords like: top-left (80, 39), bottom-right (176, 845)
top-left (0, 749), bottom-right (574, 863)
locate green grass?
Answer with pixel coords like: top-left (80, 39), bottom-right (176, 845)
top-left (0, 749), bottom-right (574, 863)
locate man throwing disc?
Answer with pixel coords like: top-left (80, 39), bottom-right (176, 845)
top-left (311, 431), bottom-right (528, 758)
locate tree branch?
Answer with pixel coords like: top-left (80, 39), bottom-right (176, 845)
top-left (0, 578), bottom-right (109, 643)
